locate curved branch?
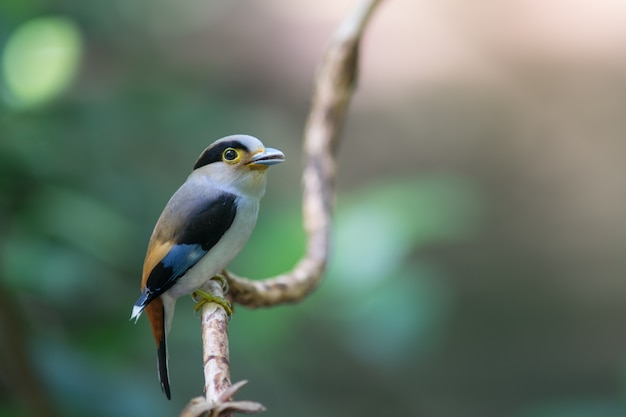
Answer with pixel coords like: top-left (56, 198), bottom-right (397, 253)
top-left (226, 0), bottom-right (384, 308)
top-left (180, 1), bottom-right (384, 414)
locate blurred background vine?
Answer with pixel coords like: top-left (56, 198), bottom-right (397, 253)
top-left (2, 1), bottom-right (626, 417)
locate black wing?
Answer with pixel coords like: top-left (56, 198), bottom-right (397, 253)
top-left (139, 192), bottom-right (237, 307)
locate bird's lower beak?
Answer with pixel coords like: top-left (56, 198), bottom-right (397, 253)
top-left (247, 148), bottom-right (285, 167)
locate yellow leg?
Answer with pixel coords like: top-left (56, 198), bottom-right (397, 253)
top-left (192, 276), bottom-right (232, 316)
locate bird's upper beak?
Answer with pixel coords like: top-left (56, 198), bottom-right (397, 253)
top-left (247, 147), bottom-right (285, 168)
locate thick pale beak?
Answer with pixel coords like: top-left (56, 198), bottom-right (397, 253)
top-left (247, 147), bottom-right (285, 167)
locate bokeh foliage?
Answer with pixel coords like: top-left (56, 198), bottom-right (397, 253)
top-left (2, 2), bottom-right (626, 417)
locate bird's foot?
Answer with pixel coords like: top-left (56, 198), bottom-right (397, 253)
top-left (211, 273), bottom-right (229, 294)
top-left (192, 282), bottom-right (232, 316)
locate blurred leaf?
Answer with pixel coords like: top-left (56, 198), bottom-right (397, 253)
top-left (336, 262), bottom-right (450, 364)
top-left (29, 185), bottom-right (139, 267)
top-left (2, 16), bottom-right (82, 109)
top-left (33, 337), bottom-right (180, 417)
top-left (1, 235), bottom-right (100, 299)
top-left (328, 176), bottom-right (482, 294)
top-left (517, 400), bottom-right (626, 417)
top-left (313, 175), bottom-right (483, 365)
top-left (0, 404), bottom-right (28, 417)
top-left (1, 183), bottom-right (139, 310)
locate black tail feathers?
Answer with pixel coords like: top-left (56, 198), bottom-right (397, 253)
top-left (158, 337), bottom-right (171, 399)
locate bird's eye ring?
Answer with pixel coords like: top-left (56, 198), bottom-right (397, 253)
top-left (222, 148), bottom-right (240, 163)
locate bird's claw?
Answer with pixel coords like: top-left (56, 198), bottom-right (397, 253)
top-left (211, 273), bottom-right (229, 294)
top-left (192, 287), bottom-right (233, 316)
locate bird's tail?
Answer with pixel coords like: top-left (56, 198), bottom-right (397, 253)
top-left (157, 332), bottom-right (171, 399)
top-left (131, 291), bottom-right (171, 399)
top-left (143, 298), bottom-right (171, 399)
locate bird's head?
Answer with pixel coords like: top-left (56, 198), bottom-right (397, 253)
top-left (190, 135), bottom-right (285, 198)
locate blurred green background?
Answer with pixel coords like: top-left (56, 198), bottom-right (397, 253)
top-left (1, 1), bottom-right (626, 416)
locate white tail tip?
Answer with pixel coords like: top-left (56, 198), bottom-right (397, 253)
top-left (130, 305), bottom-right (144, 322)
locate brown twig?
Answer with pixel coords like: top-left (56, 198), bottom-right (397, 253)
top-left (226, 0), bottom-right (384, 308)
top-left (179, 279), bottom-right (265, 417)
top-left (181, 0), bottom-right (383, 414)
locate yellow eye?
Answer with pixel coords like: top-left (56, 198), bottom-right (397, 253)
top-left (222, 148), bottom-right (240, 163)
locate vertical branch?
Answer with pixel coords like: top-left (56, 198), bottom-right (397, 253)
top-left (201, 280), bottom-right (231, 409)
top-left (179, 279), bottom-right (264, 417)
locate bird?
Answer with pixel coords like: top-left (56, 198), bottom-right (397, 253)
top-left (131, 134), bottom-right (285, 399)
